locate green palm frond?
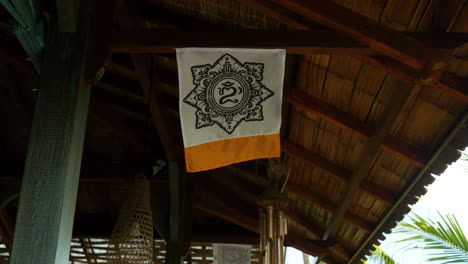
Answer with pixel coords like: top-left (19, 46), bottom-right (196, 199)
top-left (395, 212), bottom-right (468, 263)
top-left (363, 245), bottom-right (398, 264)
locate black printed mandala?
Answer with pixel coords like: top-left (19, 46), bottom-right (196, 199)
top-left (183, 54), bottom-right (274, 134)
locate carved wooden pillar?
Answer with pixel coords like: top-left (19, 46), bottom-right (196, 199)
top-left (10, 24), bottom-right (90, 264)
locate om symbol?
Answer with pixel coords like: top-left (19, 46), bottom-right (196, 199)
top-left (218, 80), bottom-right (243, 105)
top-left (207, 73), bottom-right (250, 114)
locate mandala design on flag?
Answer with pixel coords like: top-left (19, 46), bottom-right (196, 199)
top-left (214, 245), bottom-right (251, 264)
top-left (183, 53), bottom-right (274, 134)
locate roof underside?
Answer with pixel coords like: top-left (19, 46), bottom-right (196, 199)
top-left (0, 0), bottom-right (467, 263)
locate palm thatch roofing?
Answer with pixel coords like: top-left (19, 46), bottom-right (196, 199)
top-left (0, 0), bottom-right (467, 263)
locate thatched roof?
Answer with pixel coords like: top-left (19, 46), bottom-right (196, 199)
top-left (0, 0), bottom-right (467, 263)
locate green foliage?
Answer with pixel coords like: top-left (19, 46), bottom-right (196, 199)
top-left (364, 212), bottom-right (468, 264)
top-left (395, 212), bottom-right (468, 263)
top-left (363, 245), bottom-right (398, 264)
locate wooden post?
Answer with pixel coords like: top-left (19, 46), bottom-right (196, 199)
top-left (9, 23), bottom-right (90, 264)
top-left (165, 162), bottom-right (189, 264)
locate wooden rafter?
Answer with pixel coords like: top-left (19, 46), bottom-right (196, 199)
top-left (93, 81), bottom-right (145, 105)
top-left (115, 0), bottom-right (181, 161)
top-left (282, 140), bottom-right (395, 204)
top-left (285, 183), bottom-right (374, 234)
top-left (240, 0), bottom-right (448, 71)
top-left (322, 81), bottom-right (413, 245)
top-left (131, 60), bottom-right (437, 182)
top-left (350, 113), bottom-right (468, 263)
top-left (0, 160), bottom-right (161, 183)
top-left (136, 59), bottom-right (456, 170)
top-left (240, 0), bottom-right (467, 102)
top-left (193, 189), bottom-right (336, 257)
top-left (204, 170), bottom-right (338, 239)
top-left (286, 88), bottom-right (429, 167)
top-left (84, 0), bottom-right (115, 83)
top-left (359, 55), bottom-right (468, 103)
top-left (221, 165), bottom-right (375, 234)
top-left (111, 30), bottom-right (468, 54)
top-left (105, 62), bottom-right (140, 81)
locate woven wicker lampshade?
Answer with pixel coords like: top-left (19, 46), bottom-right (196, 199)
top-left (108, 177), bottom-right (153, 263)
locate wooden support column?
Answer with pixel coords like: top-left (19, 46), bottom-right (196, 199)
top-left (10, 24), bottom-right (90, 263)
top-left (56, 0), bottom-right (79, 32)
top-left (150, 183), bottom-right (170, 240)
top-left (166, 162), bottom-right (190, 264)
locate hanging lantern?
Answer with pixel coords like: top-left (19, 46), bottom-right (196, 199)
top-left (107, 176), bottom-right (153, 263)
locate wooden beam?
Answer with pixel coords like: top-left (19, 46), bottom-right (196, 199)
top-left (106, 62), bottom-right (140, 81)
top-left (84, 0), bottom-right (115, 82)
top-left (93, 81), bottom-right (145, 104)
top-left (438, 72), bottom-right (468, 103)
top-left (282, 207), bottom-right (324, 238)
top-left (191, 234), bottom-right (259, 245)
top-left (281, 140), bottom-right (395, 204)
top-left (285, 88), bottom-right (429, 166)
top-left (193, 191), bottom-right (335, 256)
top-left (111, 29), bottom-right (467, 54)
top-left (126, 61), bottom-right (452, 168)
top-left (166, 162), bottom-right (189, 264)
top-left (360, 55), bottom-right (468, 103)
top-left (10, 26), bottom-right (90, 264)
top-left (56, 0), bottom-right (79, 32)
top-left (223, 164), bottom-right (375, 233)
top-left (136, 2), bottom-right (226, 30)
top-left (0, 160), bottom-right (163, 183)
top-left (115, 0), bottom-right (182, 161)
top-left (148, 57), bottom-right (183, 161)
top-left (150, 183), bottom-right (170, 241)
top-left (349, 112), bottom-right (468, 264)
top-left (90, 87), bottom-right (148, 123)
top-left (242, 0), bottom-right (448, 71)
top-left (323, 80), bottom-right (413, 241)
top-left (241, 1), bottom-right (467, 102)
top-left (284, 183), bottom-right (374, 233)
top-left (205, 169), bottom-right (345, 241)
top-left (112, 29), bottom-right (368, 54)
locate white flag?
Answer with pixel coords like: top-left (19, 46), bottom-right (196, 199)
top-left (177, 48), bottom-right (285, 172)
top-left (213, 243), bottom-right (252, 264)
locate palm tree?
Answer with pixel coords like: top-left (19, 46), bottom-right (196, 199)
top-left (365, 212), bottom-right (468, 264)
top-left (364, 245), bottom-right (397, 264)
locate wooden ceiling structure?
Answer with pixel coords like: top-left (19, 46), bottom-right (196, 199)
top-left (0, 0), bottom-right (467, 263)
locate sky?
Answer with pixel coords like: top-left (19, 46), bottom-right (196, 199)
top-left (285, 147), bottom-right (468, 264)
top-left (378, 147), bottom-right (468, 264)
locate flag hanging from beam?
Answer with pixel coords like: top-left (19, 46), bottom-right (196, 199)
top-left (177, 48), bottom-right (285, 172)
top-left (213, 243), bottom-right (252, 264)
